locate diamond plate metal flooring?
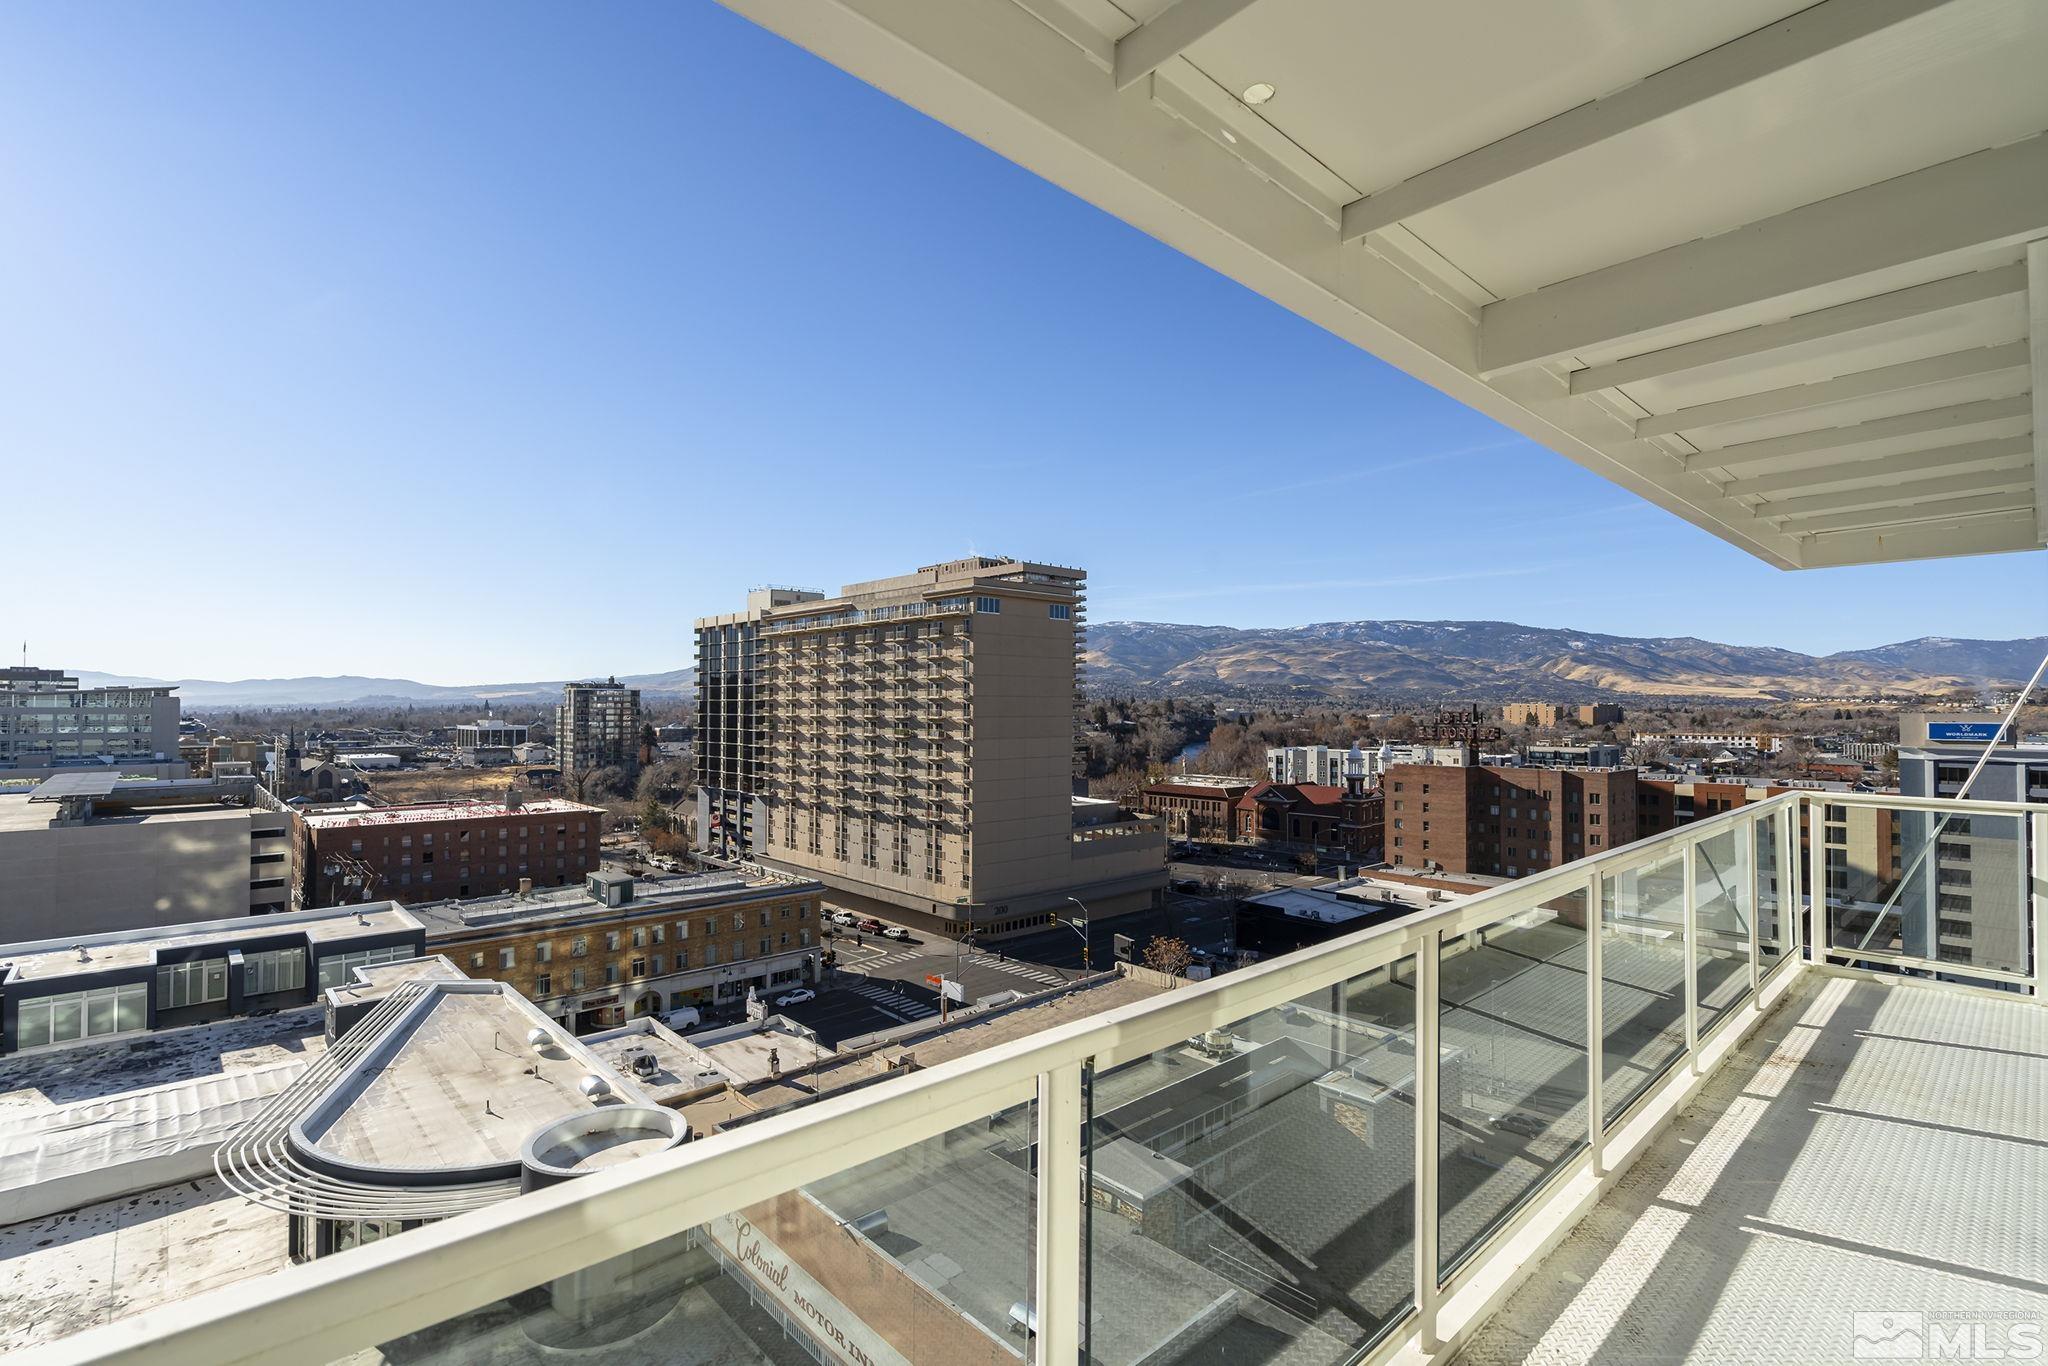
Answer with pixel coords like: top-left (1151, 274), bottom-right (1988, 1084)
top-left (1459, 972), bottom-right (2048, 1365)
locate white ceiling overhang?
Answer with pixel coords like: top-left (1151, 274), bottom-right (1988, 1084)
top-left (715, 0), bottom-right (2047, 569)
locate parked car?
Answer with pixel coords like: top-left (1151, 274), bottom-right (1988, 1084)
top-left (773, 988), bottom-right (816, 1007)
top-left (663, 1006), bottom-right (701, 1032)
top-left (829, 910), bottom-right (857, 926)
top-left (856, 918), bottom-right (885, 934)
top-left (881, 926), bottom-right (913, 942)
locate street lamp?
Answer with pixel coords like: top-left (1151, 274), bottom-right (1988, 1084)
top-left (1064, 896), bottom-right (1093, 972)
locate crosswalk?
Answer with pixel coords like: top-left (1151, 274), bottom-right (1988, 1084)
top-left (961, 954), bottom-right (1069, 988)
top-left (840, 978), bottom-right (938, 1021)
top-left (854, 948), bottom-right (924, 969)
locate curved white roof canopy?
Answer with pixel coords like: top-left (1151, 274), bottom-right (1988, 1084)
top-left (717, 0), bottom-right (2048, 567)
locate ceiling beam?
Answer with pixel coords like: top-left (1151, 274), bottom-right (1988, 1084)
top-left (1719, 435), bottom-right (2035, 498)
top-left (1568, 264), bottom-right (2025, 394)
top-left (1692, 394), bottom-right (2033, 471)
top-left (1757, 469), bottom-right (2034, 520)
top-left (1481, 130), bottom-right (2048, 375)
top-left (1775, 491), bottom-right (2033, 534)
top-left (1633, 342), bottom-right (2028, 438)
top-left (1340, 0), bottom-right (1948, 242)
top-left (1112, 0), bottom-right (1264, 92)
top-left (2029, 237), bottom-right (2048, 542)
top-left (1800, 507), bottom-right (2041, 566)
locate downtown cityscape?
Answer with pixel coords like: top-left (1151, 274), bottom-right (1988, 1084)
top-left (3, 3), bottom-right (2048, 1366)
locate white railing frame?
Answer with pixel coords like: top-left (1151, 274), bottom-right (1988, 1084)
top-left (18, 792), bottom-right (2046, 1366)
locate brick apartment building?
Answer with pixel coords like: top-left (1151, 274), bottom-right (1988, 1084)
top-left (410, 868), bottom-right (823, 1033)
top-left (1502, 702), bottom-right (1625, 727)
top-left (295, 795), bottom-right (606, 908)
top-left (1233, 781), bottom-right (1385, 862)
top-left (1137, 776), bottom-right (1254, 843)
top-left (1384, 763), bottom-right (1637, 877)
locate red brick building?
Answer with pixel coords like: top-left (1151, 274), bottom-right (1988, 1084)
top-left (296, 796), bottom-right (606, 907)
top-left (1137, 777), bottom-right (1254, 843)
top-left (1232, 781), bottom-right (1384, 861)
top-left (1384, 763), bottom-right (1637, 877)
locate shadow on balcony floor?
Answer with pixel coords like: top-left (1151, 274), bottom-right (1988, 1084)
top-left (1461, 971), bottom-right (2048, 1366)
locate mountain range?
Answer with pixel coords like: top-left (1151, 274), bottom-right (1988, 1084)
top-left (71, 621), bottom-right (2042, 708)
top-left (1079, 621), bottom-right (2045, 701)
top-left (71, 669), bottom-right (697, 709)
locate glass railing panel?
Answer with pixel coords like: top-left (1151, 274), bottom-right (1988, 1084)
top-left (364, 1098), bottom-right (1038, 1366)
top-left (1082, 955), bottom-right (1420, 1365)
top-left (1599, 852), bottom-right (1688, 1125)
top-left (1692, 825), bottom-right (1752, 1036)
top-left (1437, 890), bottom-right (1590, 1275)
top-left (1755, 810), bottom-right (1787, 971)
top-left (1827, 807), bottom-right (2029, 981)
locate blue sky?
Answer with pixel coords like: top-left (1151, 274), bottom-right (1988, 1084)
top-left (3, 2), bottom-right (2041, 684)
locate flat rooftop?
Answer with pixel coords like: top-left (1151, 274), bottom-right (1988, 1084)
top-left (297, 797), bottom-right (602, 829)
top-left (0, 904), bottom-right (421, 985)
top-left (406, 869), bottom-right (795, 936)
top-left (0, 792), bottom-right (253, 835)
top-left (299, 985), bottom-right (647, 1173)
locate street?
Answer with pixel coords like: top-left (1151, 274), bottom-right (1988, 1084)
top-left (770, 894), bottom-right (1241, 1046)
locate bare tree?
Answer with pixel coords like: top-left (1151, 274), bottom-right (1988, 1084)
top-left (1143, 936), bottom-right (1193, 977)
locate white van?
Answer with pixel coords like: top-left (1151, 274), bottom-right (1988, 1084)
top-left (664, 1006), bottom-right (702, 1032)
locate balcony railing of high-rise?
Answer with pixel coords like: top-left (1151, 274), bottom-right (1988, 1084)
top-left (18, 788), bottom-right (2047, 1366)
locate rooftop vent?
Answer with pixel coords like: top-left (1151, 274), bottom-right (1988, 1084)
top-left (578, 1074), bottom-right (612, 1100)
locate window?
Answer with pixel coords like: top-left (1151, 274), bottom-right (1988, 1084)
top-left (758, 938), bottom-right (771, 956)
top-left (630, 957), bottom-right (646, 978)
top-left (469, 952), bottom-right (485, 970)
top-left (13, 982), bottom-right (147, 1049)
top-left (652, 954), bottom-right (664, 974)
top-left (571, 968), bottom-right (585, 991)
top-left (974, 596), bottom-right (1001, 613)
top-left (703, 945), bottom-right (717, 967)
top-left (605, 931), bottom-right (621, 952)
top-left (571, 937), bottom-right (588, 958)
top-left (536, 941), bottom-right (552, 964)
top-left (243, 948), bottom-right (306, 997)
top-left (499, 947), bottom-right (517, 970)
top-left (157, 958), bottom-right (230, 1009)
top-left (605, 964), bottom-right (621, 985)
top-left (1049, 603), bottom-right (1071, 620)
top-left (536, 972), bottom-right (552, 996)
top-left (317, 944), bottom-right (412, 989)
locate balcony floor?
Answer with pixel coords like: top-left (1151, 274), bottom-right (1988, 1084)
top-left (1462, 971), bottom-right (2048, 1365)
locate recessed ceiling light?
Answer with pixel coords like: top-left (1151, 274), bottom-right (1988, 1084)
top-left (1242, 82), bottom-right (1275, 106)
top-left (1218, 126), bottom-right (1239, 144)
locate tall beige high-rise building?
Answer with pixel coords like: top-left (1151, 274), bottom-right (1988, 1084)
top-left (556, 677), bottom-right (642, 778)
top-left (694, 557), bottom-right (1165, 937)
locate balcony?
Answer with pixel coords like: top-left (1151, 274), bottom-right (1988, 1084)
top-left (20, 790), bottom-right (2047, 1366)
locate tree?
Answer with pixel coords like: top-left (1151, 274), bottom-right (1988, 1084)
top-left (1143, 936), bottom-right (1193, 977)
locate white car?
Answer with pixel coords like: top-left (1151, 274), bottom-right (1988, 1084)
top-left (881, 926), bottom-right (913, 942)
top-left (829, 911), bottom-right (857, 926)
top-left (773, 988), bottom-right (816, 1007)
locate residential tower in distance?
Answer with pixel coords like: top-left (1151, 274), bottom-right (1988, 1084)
top-left (694, 557), bottom-right (1166, 937)
top-left (556, 677), bottom-right (642, 777)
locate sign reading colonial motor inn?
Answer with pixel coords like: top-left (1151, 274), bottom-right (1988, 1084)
top-left (708, 1213), bottom-right (912, 1366)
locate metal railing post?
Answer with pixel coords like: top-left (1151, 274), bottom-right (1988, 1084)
top-left (1035, 1064), bottom-right (1084, 1364)
top-left (1780, 799), bottom-right (1798, 970)
top-left (1683, 839), bottom-right (1699, 1069)
top-left (1748, 813), bottom-right (1762, 999)
top-left (1805, 796), bottom-right (1826, 966)
top-left (1414, 929), bottom-right (1442, 1350)
top-left (2031, 812), bottom-right (2046, 1000)
top-left (1585, 867), bottom-right (1606, 1174)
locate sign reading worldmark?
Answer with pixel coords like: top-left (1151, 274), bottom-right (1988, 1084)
top-left (708, 1213), bottom-right (911, 1366)
top-left (1927, 721), bottom-right (2004, 743)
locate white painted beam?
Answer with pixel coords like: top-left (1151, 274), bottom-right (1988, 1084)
top-left (2029, 237), bottom-right (2048, 541)
top-left (1482, 131), bottom-right (2048, 374)
top-left (1569, 264), bottom-right (2025, 394)
top-left (1633, 342), bottom-right (2029, 438)
top-left (1800, 507), bottom-right (2040, 565)
top-left (1341, 0), bottom-right (1948, 241)
top-left (1777, 490), bottom-right (2032, 534)
top-left (1695, 394), bottom-right (2032, 471)
top-left (1112, 0), bottom-right (1263, 92)
top-left (1720, 434), bottom-right (2035, 498)
top-left (1758, 469), bottom-right (2034, 520)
